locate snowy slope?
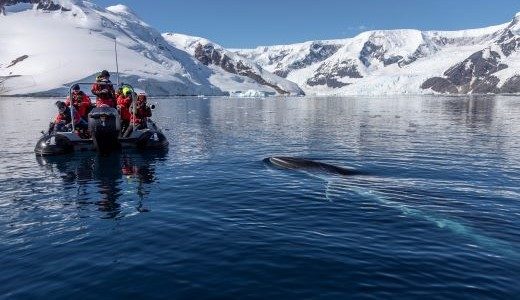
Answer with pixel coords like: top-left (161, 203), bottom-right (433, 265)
top-left (2, 0), bottom-right (520, 96)
top-left (163, 33), bottom-right (304, 96)
top-left (0, 0), bottom-right (227, 96)
top-left (0, 0), bottom-right (300, 96)
top-left (234, 15), bottom-right (520, 95)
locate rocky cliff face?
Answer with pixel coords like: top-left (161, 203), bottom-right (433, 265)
top-left (421, 49), bottom-right (508, 93)
top-left (306, 59), bottom-right (362, 88)
top-left (272, 42), bottom-right (342, 78)
top-left (163, 33), bottom-right (304, 96)
top-left (420, 15), bottom-right (520, 94)
top-left (194, 43), bottom-right (295, 95)
top-left (0, 0), bottom-right (68, 14)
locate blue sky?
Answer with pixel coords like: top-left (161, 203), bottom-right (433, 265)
top-left (94, 0), bottom-right (520, 48)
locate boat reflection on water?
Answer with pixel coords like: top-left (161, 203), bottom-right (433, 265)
top-left (35, 150), bottom-right (167, 218)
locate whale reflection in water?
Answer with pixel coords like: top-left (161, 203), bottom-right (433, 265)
top-left (36, 150), bottom-right (166, 218)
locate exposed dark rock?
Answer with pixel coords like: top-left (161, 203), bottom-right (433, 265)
top-left (36, 0), bottom-right (65, 11)
top-left (359, 40), bottom-right (406, 67)
top-left (421, 48), bottom-right (509, 94)
top-left (383, 55), bottom-right (403, 66)
top-left (359, 41), bottom-right (384, 67)
top-left (273, 69), bottom-right (289, 78)
top-left (268, 50), bottom-right (290, 63)
top-left (421, 77), bottom-right (458, 94)
top-left (443, 49), bottom-right (507, 86)
top-left (500, 75), bottom-right (520, 93)
top-left (0, 0), bottom-right (70, 12)
top-left (307, 76), bottom-right (349, 88)
top-left (194, 44), bottom-right (212, 65)
top-left (319, 60), bottom-right (363, 79)
top-left (220, 55), bottom-right (236, 74)
top-left (399, 41), bottom-right (440, 67)
top-left (235, 61), bottom-right (290, 94)
top-left (273, 43), bottom-right (341, 78)
top-left (306, 60), bottom-right (361, 88)
top-left (194, 43), bottom-right (296, 95)
top-left (290, 43), bottom-right (340, 70)
top-left (497, 29), bottom-right (515, 44)
top-left (495, 29), bottom-right (520, 57)
top-left (499, 36), bottom-right (520, 57)
top-left (431, 36), bottom-right (450, 47)
top-left (472, 76), bottom-right (500, 94)
top-left (6, 54), bottom-right (28, 68)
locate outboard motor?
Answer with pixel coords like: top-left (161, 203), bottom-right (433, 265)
top-left (88, 107), bottom-right (121, 154)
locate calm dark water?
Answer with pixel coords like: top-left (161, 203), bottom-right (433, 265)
top-left (0, 95), bottom-right (519, 299)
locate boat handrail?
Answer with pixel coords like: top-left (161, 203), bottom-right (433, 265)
top-left (67, 82), bottom-right (135, 132)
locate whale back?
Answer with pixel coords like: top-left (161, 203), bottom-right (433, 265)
top-left (266, 156), bottom-right (360, 176)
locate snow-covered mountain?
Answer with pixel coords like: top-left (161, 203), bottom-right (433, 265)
top-left (2, 0), bottom-right (520, 96)
top-left (233, 14), bottom-right (520, 95)
top-left (0, 0), bottom-right (301, 96)
top-left (162, 33), bottom-right (303, 96)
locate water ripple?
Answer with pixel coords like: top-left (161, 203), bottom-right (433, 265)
top-left (0, 96), bottom-right (519, 298)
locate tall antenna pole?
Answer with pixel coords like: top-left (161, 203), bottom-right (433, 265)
top-left (114, 38), bottom-right (120, 86)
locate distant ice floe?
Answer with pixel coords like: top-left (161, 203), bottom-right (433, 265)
top-left (232, 90), bottom-right (269, 98)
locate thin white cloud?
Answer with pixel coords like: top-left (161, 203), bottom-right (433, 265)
top-left (343, 25), bottom-right (370, 36)
top-left (346, 25), bottom-right (369, 31)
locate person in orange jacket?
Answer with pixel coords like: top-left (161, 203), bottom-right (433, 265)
top-left (65, 84), bottom-right (92, 121)
top-left (91, 70), bottom-right (116, 108)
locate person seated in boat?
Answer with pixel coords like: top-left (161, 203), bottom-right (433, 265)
top-left (123, 93), bottom-right (152, 137)
top-left (131, 93), bottom-right (152, 129)
top-left (65, 84), bottom-right (92, 121)
top-left (91, 70), bottom-right (116, 108)
top-left (117, 86), bottom-right (133, 133)
top-left (48, 101), bottom-right (84, 134)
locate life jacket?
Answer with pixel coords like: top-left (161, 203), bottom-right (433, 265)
top-left (130, 104), bottom-right (152, 125)
top-left (129, 94), bottom-right (151, 124)
top-left (117, 94), bottom-right (132, 122)
top-left (91, 78), bottom-right (116, 108)
top-left (55, 107), bottom-right (81, 125)
top-left (65, 91), bottom-right (91, 118)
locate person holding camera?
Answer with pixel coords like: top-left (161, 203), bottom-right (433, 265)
top-left (131, 93), bottom-right (152, 129)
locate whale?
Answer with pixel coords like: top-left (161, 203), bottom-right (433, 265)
top-left (265, 156), bottom-right (362, 176)
top-left (264, 156), bottom-right (519, 259)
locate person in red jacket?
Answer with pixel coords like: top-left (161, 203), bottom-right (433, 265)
top-left (65, 84), bottom-right (92, 121)
top-left (131, 93), bottom-right (152, 129)
top-left (91, 70), bottom-right (116, 107)
top-left (123, 93), bottom-right (152, 137)
top-left (117, 86), bottom-right (133, 133)
top-left (49, 101), bottom-right (82, 133)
